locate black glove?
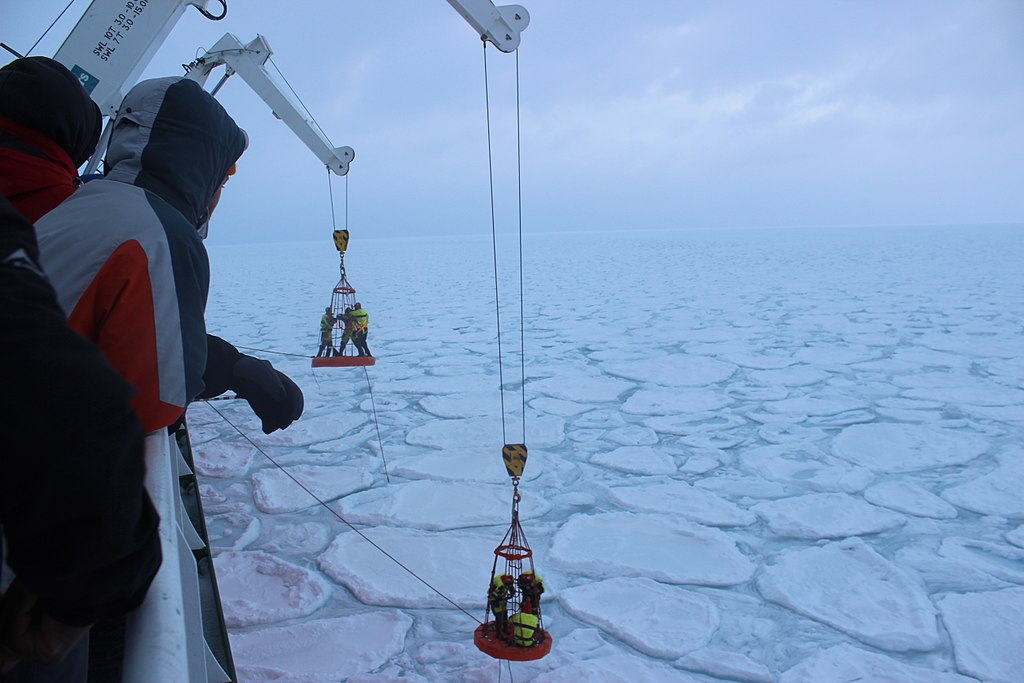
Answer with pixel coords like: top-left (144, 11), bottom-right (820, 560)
top-left (230, 355), bottom-right (304, 434)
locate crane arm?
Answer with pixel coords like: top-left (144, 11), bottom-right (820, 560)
top-left (42, 0), bottom-right (527, 175)
top-left (183, 33), bottom-right (354, 176)
top-left (52, 0), bottom-right (216, 118)
top-left (446, 0), bottom-right (530, 52)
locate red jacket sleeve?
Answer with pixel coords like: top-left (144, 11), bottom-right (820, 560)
top-left (67, 239), bottom-right (185, 432)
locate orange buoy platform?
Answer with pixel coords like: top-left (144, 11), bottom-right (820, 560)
top-left (312, 355), bottom-right (376, 368)
top-left (473, 623), bottom-right (552, 661)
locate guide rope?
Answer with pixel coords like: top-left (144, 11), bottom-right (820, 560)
top-left (223, 343), bottom-right (388, 478)
top-left (232, 343), bottom-right (311, 359)
top-left (362, 365), bottom-right (390, 482)
top-left (267, 56), bottom-right (332, 145)
top-left (202, 400), bottom-right (477, 623)
top-left (482, 42), bottom-right (528, 446)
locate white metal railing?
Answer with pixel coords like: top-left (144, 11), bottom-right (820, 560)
top-left (122, 432), bottom-right (230, 683)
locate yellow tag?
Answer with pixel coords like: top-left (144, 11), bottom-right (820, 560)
top-left (502, 444), bottom-right (528, 478)
top-left (333, 229), bottom-right (350, 253)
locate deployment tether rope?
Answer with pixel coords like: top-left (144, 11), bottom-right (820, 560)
top-left (203, 399), bottom-right (471, 621)
top-left (483, 42), bottom-right (528, 446)
top-left (228, 343), bottom-right (389, 481)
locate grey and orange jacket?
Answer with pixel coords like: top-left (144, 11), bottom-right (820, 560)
top-left (35, 77), bottom-right (247, 432)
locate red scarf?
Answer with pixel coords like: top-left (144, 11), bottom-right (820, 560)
top-left (0, 117), bottom-right (82, 222)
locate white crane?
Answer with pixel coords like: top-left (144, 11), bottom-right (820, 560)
top-left (47, 0), bottom-right (528, 175)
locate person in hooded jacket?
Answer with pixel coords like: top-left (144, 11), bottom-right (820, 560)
top-left (0, 57), bottom-right (101, 222)
top-left (0, 194), bottom-right (161, 681)
top-left (34, 76), bottom-right (304, 436)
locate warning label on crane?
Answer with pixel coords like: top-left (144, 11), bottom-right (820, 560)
top-left (502, 444), bottom-right (528, 478)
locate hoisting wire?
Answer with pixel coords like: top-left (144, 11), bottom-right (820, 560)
top-left (483, 41), bottom-right (507, 446)
top-left (327, 167), bottom-right (338, 229)
top-left (515, 49), bottom-right (527, 438)
top-left (497, 657), bottom-right (515, 682)
top-left (202, 400), bottom-right (477, 623)
top-left (27, 0), bottom-right (75, 56)
top-left (482, 42), bottom-right (529, 446)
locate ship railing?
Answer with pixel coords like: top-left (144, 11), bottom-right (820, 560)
top-left (122, 428), bottom-right (234, 682)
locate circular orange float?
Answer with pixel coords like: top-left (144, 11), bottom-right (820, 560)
top-left (474, 623), bottom-right (552, 661)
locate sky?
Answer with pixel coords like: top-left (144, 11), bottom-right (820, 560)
top-left (4, 0), bottom-right (1024, 244)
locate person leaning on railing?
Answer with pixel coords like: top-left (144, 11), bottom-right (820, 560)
top-left (0, 194), bottom-right (161, 680)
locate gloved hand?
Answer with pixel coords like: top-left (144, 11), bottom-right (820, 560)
top-left (231, 355), bottom-right (304, 434)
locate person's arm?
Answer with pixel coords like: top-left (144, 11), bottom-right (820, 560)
top-left (198, 334), bottom-right (304, 434)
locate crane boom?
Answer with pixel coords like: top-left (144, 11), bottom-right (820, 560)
top-left (183, 33), bottom-right (354, 176)
top-left (52, 0), bottom-right (213, 118)
top-left (446, 0), bottom-right (530, 52)
top-left (39, 0), bottom-right (528, 175)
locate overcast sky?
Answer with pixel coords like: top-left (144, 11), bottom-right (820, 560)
top-left (6, 1), bottom-right (1023, 245)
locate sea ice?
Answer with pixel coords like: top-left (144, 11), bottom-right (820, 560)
top-left (779, 643), bottom-right (977, 683)
top-left (230, 611), bottom-right (413, 683)
top-left (862, 480), bottom-right (958, 519)
top-left (751, 492), bottom-right (905, 539)
top-left (937, 586), bottom-right (1024, 683)
top-left (675, 648), bottom-right (773, 683)
top-left (419, 392), bottom-right (500, 418)
top-left (621, 388), bottom-right (732, 415)
top-left (937, 537), bottom-right (1024, 583)
top-left (318, 527), bottom-right (495, 608)
top-left (390, 446), bottom-right (541, 483)
top-left (532, 653), bottom-right (705, 683)
top-left (550, 512), bottom-right (755, 586)
top-left (738, 444), bottom-right (874, 493)
top-left (600, 355), bottom-right (737, 387)
top-left (405, 415), bottom-right (566, 450)
top-left (256, 411), bottom-right (370, 447)
top-left (941, 459), bottom-right (1024, 518)
top-left (333, 479), bottom-right (551, 530)
top-left (558, 577), bottom-right (719, 659)
top-left (590, 445), bottom-right (678, 475)
top-left (757, 538), bottom-right (940, 651)
top-left (749, 366), bottom-right (831, 387)
top-left (831, 423), bottom-right (988, 473)
top-left (763, 394), bottom-right (868, 416)
top-left (605, 480), bottom-right (756, 527)
top-left (214, 550), bottom-right (330, 628)
top-left (1006, 525), bottom-right (1024, 548)
top-left (190, 439), bottom-right (257, 478)
top-left (529, 374), bottom-right (636, 402)
top-left (251, 464), bottom-right (374, 513)
top-left (894, 544), bottom-right (1011, 593)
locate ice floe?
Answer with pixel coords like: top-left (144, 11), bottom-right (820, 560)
top-left (831, 423), bottom-right (988, 472)
top-left (558, 577), bottom-right (718, 659)
top-left (752, 492), bottom-right (905, 539)
top-left (214, 550), bottom-right (330, 628)
top-left (937, 587), bottom-right (1024, 683)
top-left (231, 611), bottom-right (413, 683)
top-left (757, 538), bottom-right (939, 651)
top-left (550, 512), bottom-right (755, 585)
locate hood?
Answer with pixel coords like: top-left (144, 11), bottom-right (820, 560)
top-left (104, 77), bottom-right (247, 229)
top-left (0, 56), bottom-right (101, 167)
